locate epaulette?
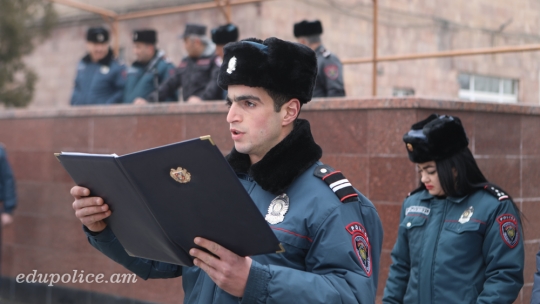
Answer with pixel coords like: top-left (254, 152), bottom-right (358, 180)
top-left (407, 186), bottom-right (424, 198)
top-left (314, 165), bottom-right (359, 203)
top-left (322, 49), bottom-right (331, 58)
top-left (482, 183), bottom-right (510, 201)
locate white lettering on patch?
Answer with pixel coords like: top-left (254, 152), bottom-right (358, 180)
top-left (406, 206), bottom-right (430, 216)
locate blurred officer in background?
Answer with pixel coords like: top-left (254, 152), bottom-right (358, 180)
top-left (70, 27), bottom-right (126, 106)
top-left (211, 23), bottom-right (239, 99)
top-left (125, 29), bottom-right (177, 104)
top-left (294, 20), bottom-right (345, 98)
top-left (211, 23), bottom-right (239, 59)
top-left (136, 24), bottom-right (223, 103)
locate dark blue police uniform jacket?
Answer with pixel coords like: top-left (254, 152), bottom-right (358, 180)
top-left (0, 144), bottom-right (16, 214)
top-left (123, 50), bottom-right (177, 103)
top-left (70, 49), bottom-right (126, 106)
top-left (83, 119), bottom-right (383, 303)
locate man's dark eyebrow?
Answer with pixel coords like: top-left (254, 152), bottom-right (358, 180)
top-left (233, 95), bottom-right (261, 102)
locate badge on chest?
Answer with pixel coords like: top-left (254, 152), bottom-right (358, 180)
top-left (459, 206), bottom-right (474, 224)
top-left (265, 194), bottom-right (289, 224)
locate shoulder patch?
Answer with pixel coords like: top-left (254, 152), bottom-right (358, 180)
top-left (346, 222), bottom-right (372, 277)
top-left (497, 213), bottom-right (520, 248)
top-left (196, 58), bottom-right (211, 66)
top-left (314, 165), bottom-right (359, 203)
top-left (483, 184), bottom-right (510, 201)
top-left (324, 64), bottom-right (339, 80)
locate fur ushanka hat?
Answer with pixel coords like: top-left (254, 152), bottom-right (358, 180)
top-left (403, 114), bottom-right (469, 163)
top-left (217, 37), bottom-right (318, 104)
top-left (293, 20), bottom-right (323, 37)
top-left (211, 24), bottom-right (239, 45)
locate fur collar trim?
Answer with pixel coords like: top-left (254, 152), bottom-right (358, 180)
top-left (226, 119), bottom-right (322, 195)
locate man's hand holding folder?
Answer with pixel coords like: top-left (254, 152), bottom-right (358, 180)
top-left (71, 187), bottom-right (109, 233)
top-left (71, 185), bottom-right (251, 297)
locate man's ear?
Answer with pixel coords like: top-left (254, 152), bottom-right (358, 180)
top-left (282, 99), bottom-right (301, 127)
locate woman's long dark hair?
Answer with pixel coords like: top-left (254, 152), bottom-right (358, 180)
top-left (435, 147), bottom-right (487, 198)
top-left (433, 147), bottom-right (523, 223)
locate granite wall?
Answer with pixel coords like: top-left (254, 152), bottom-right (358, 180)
top-left (0, 98), bottom-right (538, 303)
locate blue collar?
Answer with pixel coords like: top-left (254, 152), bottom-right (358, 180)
top-left (418, 190), bottom-right (468, 204)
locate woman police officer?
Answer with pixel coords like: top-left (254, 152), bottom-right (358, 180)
top-left (383, 114), bottom-right (524, 304)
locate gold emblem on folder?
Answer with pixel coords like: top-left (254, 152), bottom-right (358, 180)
top-left (170, 167), bottom-right (191, 183)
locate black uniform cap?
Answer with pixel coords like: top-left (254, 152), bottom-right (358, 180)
top-left (293, 20), bottom-right (323, 37)
top-left (133, 29), bottom-right (157, 44)
top-left (181, 24), bottom-right (207, 38)
top-left (211, 24), bottom-right (239, 45)
top-left (87, 27), bottom-right (109, 43)
top-left (217, 37), bottom-right (317, 104)
top-left (403, 114), bottom-right (469, 163)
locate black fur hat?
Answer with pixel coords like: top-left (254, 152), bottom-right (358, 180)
top-left (133, 29), bottom-right (157, 44)
top-left (181, 24), bottom-right (206, 38)
top-left (293, 20), bottom-right (323, 37)
top-left (211, 24), bottom-right (239, 45)
top-left (217, 37), bottom-right (318, 104)
top-left (87, 27), bottom-right (109, 43)
top-left (403, 114), bottom-right (469, 163)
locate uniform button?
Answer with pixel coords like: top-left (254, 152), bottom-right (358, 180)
top-left (320, 168), bottom-right (328, 173)
top-left (406, 222), bottom-right (412, 228)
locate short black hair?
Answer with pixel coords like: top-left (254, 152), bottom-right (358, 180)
top-left (265, 88), bottom-right (296, 112)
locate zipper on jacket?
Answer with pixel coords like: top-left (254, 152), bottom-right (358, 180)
top-left (430, 199), bottom-right (449, 303)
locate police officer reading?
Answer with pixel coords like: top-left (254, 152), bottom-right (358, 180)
top-left (383, 114), bottom-right (524, 304)
top-left (294, 20), bottom-right (345, 98)
top-left (125, 29), bottom-right (176, 104)
top-left (137, 24), bottom-right (223, 103)
top-left (70, 37), bottom-right (383, 303)
top-left (70, 27), bottom-right (125, 106)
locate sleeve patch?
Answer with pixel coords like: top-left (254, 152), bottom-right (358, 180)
top-left (497, 214), bottom-right (519, 248)
top-left (346, 222), bottom-right (372, 277)
top-left (324, 64), bottom-right (339, 80)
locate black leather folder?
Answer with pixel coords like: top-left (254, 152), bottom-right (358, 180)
top-left (55, 136), bottom-right (282, 266)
